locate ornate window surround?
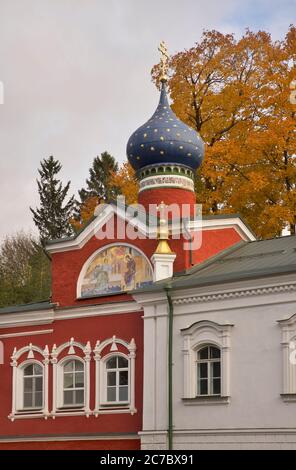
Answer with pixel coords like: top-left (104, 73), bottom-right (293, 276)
top-left (9, 343), bottom-right (50, 421)
top-left (93, 336), bottom-right (137, 416)
top-left (76, 242), bottom-right (153, 299)
top-left (50, 338), bottom-right (91, 417)
top-left (181, 320), bottom-right (233, 404)
top-left (278, 313), bottom-right (296, 401)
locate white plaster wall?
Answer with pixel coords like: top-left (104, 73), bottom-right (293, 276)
top-left (136, 275), bottom-right (296, 449)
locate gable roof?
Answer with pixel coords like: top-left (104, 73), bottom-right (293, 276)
top-left (45, 200), bottom-right (256, 254)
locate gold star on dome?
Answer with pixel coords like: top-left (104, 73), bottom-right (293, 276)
top-left (144, 133), bottom-right (147, 138)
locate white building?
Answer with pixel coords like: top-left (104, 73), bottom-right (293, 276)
top-left (134, 235), bottom-right (296, 450)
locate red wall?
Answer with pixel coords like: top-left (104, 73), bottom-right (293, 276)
top-left (138, 187), bottom-right (196, 215)
top-left (51, 215), bottom-right (243, 306)
top-left (0, 312), bottom-right (143, 441)
top-left (0, 439), bottom-right (140, 450)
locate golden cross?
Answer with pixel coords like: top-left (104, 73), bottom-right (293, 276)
top-left (158, 41), bottom-right (169, 82)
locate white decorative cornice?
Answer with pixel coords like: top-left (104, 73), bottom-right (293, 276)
top-left (173, 283), bottom-right (296, 305)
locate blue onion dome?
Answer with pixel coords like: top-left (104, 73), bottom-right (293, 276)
top-left (127, 81), bottom-right (204, 172)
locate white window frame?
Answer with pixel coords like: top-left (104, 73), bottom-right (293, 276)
top-left (20, 360), bottom-right (44, 411)
top-left (196, 345), bottom-right (221, 397)
top-left (51, 338), bottom-right (91, 417)
top-left (181, 320), bottom-right (233, 400)
top-left (93, 336), bottom-right (136, 416)
top-left (101, 352), bottom-right (130, 406)
top-left (278, 313), bottom-right (296, 400)
top-left (57, 356), bottom-right (85, 409)
top-left (9, 344), bottom-right (49, 421)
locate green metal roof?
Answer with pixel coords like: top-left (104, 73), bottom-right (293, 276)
top-left (0, 300), bottom-right (53, 315)
top-left (133, 235), bottom-right (296, 293)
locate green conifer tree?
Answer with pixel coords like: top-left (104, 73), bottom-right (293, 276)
top-left (30, 156), bottom-right (75, 242)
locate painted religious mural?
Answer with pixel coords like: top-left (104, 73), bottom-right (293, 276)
top-left (80, 245), bottom-right (153, 297)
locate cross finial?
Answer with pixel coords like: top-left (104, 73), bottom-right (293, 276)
top-left (158, 41), bottom-right (169, 82)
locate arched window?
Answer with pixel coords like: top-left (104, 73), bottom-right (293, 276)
top-left (62, 359), bottom-right (85, 407)
top-left (197, 346), bottom-right (221, 396)
top-left (105, 355), bottom-right (129, 404)
top-left (22, 362), bottom-right (44, 410)
top-left (181, 320), bottom-right (232, 401)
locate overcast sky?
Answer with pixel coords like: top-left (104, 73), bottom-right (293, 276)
top-left (0, 0), bottom-right (295, 240)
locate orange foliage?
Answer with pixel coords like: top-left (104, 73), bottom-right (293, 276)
top-left (152, 27), bottom-right (296, 238)
top-left (111, 162), bottom-right (139, 205)
top-left (70, 196), bottom-right (99, 232)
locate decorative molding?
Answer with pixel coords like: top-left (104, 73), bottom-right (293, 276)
top-left (278, 315), bottom-right (296, 395)
top-left (181, 320), bottom-right (233, 399)
top-left (281, 394), bottom-right (296, 402)
top-left (9, 344), bottom-right (50, 422)
top-left (0, 309), bottom-right (54, 329)
top-left (139, 174), bottom-right (195, 192)
top-left (0, 329), bottom-right (53, 339)
top-left (173, 283), bottom-right (296, 305)
top-left (182, 396), bottom-right (230, 406)
top-left (0, 302), bottom-right (142, 329)
top-left (51, 338), bottom-right (91, 416)
top-left (93, 336), bottom-right (137, 416)
top-left (46, 201), bottom-right (254, 254)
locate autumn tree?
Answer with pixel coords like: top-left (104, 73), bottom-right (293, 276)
top-left (111, 162), bottom-right (138, 205)
top-left (152, 27), bottom-right (296, 238)
top-left (30, 156), bottom-right (75, 242)
top-left (0, 233), bottom-right (51, 308)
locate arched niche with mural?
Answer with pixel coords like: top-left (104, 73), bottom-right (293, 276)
top-left (78, 244), bottom-right (153, 298)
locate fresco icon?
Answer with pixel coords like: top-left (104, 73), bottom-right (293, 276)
top-left (81, 245), bottom-right (153, 297)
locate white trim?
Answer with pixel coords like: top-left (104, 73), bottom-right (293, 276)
top-left (197, 217), bottom-right (256, 242)
top-left (139, 174), bottom-right (195, 192)
top-left (55, 301), bottom-right (142, 321)
top-left (181, 320), bottom-right (233, 399)
top-left (0, 302), bottom-right (142, 329)
top-left (9, 344), bottom-right (50, 421)
top-left (0, 309), bottom-right (54, 329)
top-left (0, 329), bottom-right (53, 339)
top-left (76, 243), bottom-right (153, 299)
top-left (45, 203), bottom-right (255, 254)
top-left (51, 338), bottom-right (91, 416)
top-left (93, 336), bottom-right (137, 416)
top-left (278, 313), bottom-right (296, 395)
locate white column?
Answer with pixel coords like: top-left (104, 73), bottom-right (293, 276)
top-left (128, 338), bottom-right (137, 414)
top-left (151, 253), bottom-right (176, 282)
